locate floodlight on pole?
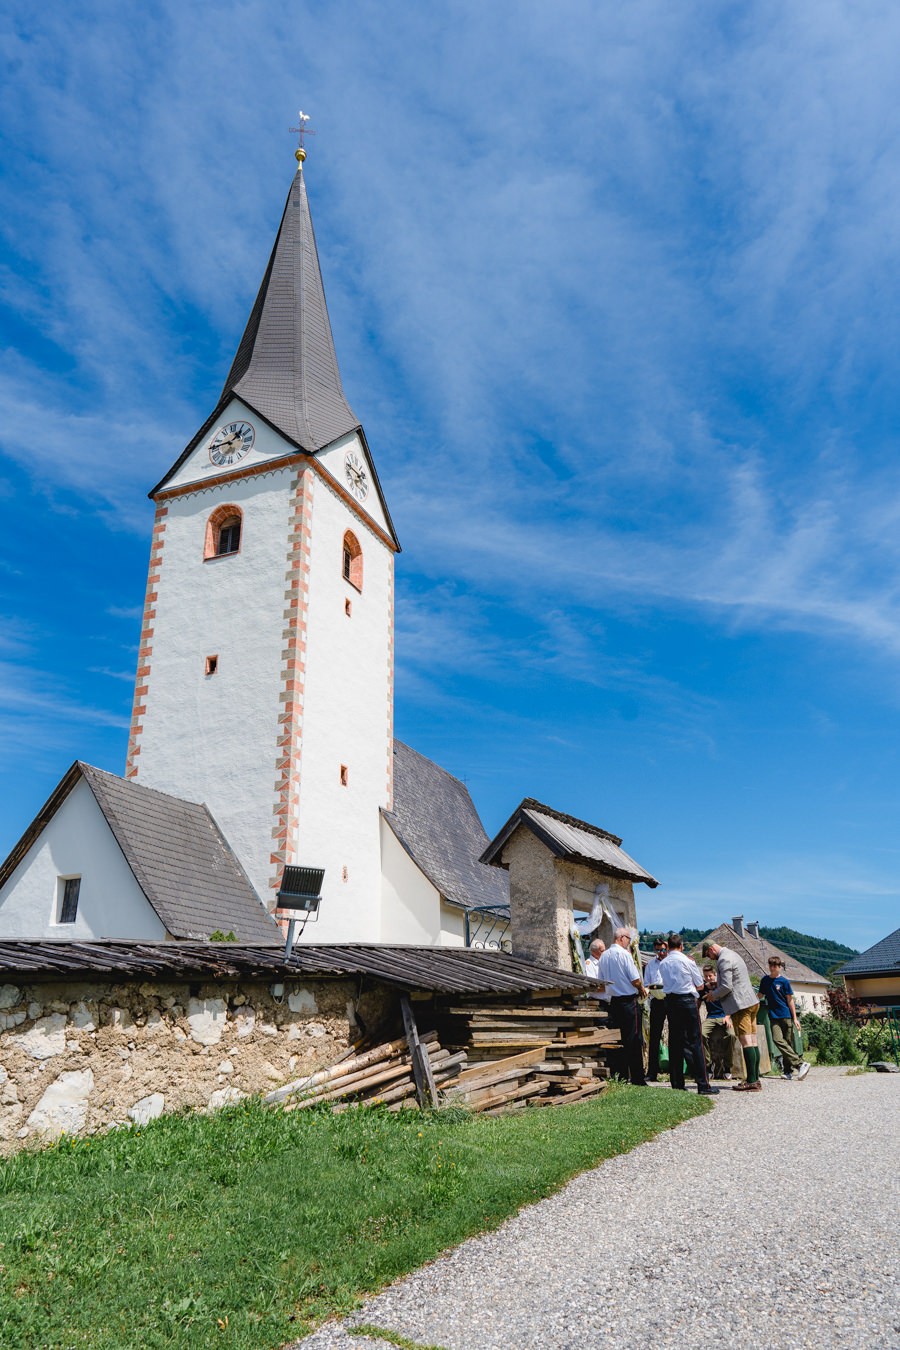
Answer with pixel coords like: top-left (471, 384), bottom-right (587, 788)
top-left (277, 865), bottom-right (325, 959)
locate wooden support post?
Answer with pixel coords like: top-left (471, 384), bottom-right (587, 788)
top-left (401, 994), bottom-right (439, 1109)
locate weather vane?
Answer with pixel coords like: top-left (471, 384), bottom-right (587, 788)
top-left (289, 110), bottom-right (316, 166)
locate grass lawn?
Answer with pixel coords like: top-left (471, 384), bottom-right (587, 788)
top-left (0, 1086), bottom-right (708, 1349)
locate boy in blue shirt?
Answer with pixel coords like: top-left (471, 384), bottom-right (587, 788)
top-left (759, 957), bottom-right (810, 1080)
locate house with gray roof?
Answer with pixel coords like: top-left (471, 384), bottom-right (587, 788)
top-left (837, 926), bottom-right (900, 1008)
top-left (0, 763), bottom-right (279, 944)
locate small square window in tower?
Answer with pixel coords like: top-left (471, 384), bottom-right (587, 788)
top-left (57, 876), bottom-right (81, 924)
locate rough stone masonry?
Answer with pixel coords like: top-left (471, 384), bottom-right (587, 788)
top-left (0, 973), bottom-right (384, 1152)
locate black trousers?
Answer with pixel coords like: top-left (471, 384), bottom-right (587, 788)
top-left (647, 997), bottom-right (667, 1079)
top-left (608, 995), bottom-right (646, 1086)
top-left (665, 993), bottom-right (710, 1090)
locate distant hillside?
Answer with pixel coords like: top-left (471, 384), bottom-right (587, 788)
top-left (640, 925), bottom-right (858, 977)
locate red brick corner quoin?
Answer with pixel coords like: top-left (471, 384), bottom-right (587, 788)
top-left (270, 468), bottom-right (314, 918)
top-left (126, 504), bottom-right (168, 778)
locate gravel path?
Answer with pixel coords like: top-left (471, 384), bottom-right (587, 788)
top-left (294, 1069), bottom-right (900, 1350)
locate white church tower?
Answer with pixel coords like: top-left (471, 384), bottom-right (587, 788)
top-left (125, 141), bottom-right (399, 941)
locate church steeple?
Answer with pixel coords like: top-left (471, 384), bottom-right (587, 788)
top-left (222, 164), bottom-right (360, 453)
top-left (154, 156), bottom-right (367, 496)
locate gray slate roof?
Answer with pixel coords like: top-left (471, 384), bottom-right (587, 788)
top-left (692, 924), bottom-right (830, 987)
top-left (222, 167), bottom-right (360, 452)
top-left (384, 742), bottom-right (510, 912)
top-left (481, 798), bottom-right (659, 887)
top-left (150, 168), bottom-right (400, 549)
top-left (837, 926), bottom-right (900, 978)
top-left (0, 763), bottom-right (279, 944)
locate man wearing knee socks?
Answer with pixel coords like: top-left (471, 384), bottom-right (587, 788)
top-left (701, 940), bottom-right (762, 1092)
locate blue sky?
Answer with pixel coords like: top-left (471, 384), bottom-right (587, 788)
top-left (2, 1), bottom-right (900, 950)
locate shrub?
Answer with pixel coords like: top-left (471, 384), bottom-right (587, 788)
top-left (855, 1019), bottom-right (896, 1064)
top-left (799, 1011), bottom-right (827, 1050)
top-left (811, 1017), bottom-right (864, 1065)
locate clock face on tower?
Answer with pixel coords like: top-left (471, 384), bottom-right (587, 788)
top-left (344, 449), bottom-right (369, 501)
top-left (208, 420), bottom-right (255, 468)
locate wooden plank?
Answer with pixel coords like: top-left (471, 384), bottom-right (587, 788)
top-left (286, 1060), bottom-right (414, 1109)
top-left (264, 1033), bottom-right (413, 1103)
top-left (401, 994), bottom-right (439, 1109)
top-left (444, 1006), bottom-right (607, 1020)
top-left (547, 1079), bottom-right (606, 1105)
top-left (470, 1078), bottom-right (551, 1113)
top-left (432, 1050), bottom-right (468, 1078)
top-left (453, 1046), bottom-right (545, 1087)
top-left (368, 1078), bottom-right (418, 1106)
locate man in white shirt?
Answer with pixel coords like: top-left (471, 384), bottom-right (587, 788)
top-left (660, 932), bottom-right (719, 1096)
top-left (643, 936), bottom-right (669, 1082)
top-left (584, 939), bottom-right (610, 1004)
top-left (597, 927), bottom-right (647, 1086)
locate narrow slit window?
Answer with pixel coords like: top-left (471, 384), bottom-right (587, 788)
top-left (340, 764), bottom-right (349, 786)
top-left (345, 598), bottom-right (352, 617)
top-left (58, 877), bottom-right (81, 924)
top-left (205, 655), bottom-right (218, 676)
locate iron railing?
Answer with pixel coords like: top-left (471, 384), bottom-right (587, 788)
top-left (464, 904), bottom-right (512, 952)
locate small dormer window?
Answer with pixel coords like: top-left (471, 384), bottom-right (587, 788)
top-left (204, 505), bottom-right (243, 560)
top-left (57, 876), bottom-right (81, 924)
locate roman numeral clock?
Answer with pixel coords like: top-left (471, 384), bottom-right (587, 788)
top-left (208, 420), bottom-right (255, 467)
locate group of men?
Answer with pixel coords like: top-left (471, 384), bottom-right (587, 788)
top-left (585, 927), bottom-right (811, 1094)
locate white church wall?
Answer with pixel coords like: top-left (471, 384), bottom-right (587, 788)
top-left (133, 465), bottom-right (296, 902)
top-left (0, 780), bottom-right (165, 940)
top-left (439, 904), bottom-right (466, 947)
top-left (379, 817), bottom-right (443, 944)
top-left (294, 473), bottom-right (393, 942)
top-left (164, 398), bottom-right (300, 493)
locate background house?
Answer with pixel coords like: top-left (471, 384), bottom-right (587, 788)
top-left (837, 926), bottom-right (900, 1008)
top-left (0, 764), bottom-right (279, 943)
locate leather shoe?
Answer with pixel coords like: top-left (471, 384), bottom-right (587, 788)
top-left (697, 1086), bottom-right (720, 1095)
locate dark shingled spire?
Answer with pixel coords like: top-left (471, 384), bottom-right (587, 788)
top-left (222, 167), bottom-right (360, 451)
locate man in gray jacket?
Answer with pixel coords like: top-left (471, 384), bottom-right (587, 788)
top-left (701, 941), bottom-right (762, 1092)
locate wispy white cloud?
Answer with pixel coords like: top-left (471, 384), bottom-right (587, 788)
top-left (4, 0), bottom-right (900, 654)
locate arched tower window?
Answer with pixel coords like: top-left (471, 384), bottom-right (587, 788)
top-left (204, 504), bottom-right (243, 560)
top-left (342, 530), bottom-right (363, 591)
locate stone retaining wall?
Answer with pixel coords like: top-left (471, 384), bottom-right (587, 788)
top-left (0, 974), bottom-right (390, 1152)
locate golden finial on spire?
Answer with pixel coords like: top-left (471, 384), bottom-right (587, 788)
top-left (289, 110), bottom-right (316, 168)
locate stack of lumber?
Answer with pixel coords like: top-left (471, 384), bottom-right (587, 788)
top-left (434, 1001), bottom-right (621, 1113)
top-left (264, 999), bottom-right (621, 1118)
top-left (263, 1031), bottom-right (467, 1112)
